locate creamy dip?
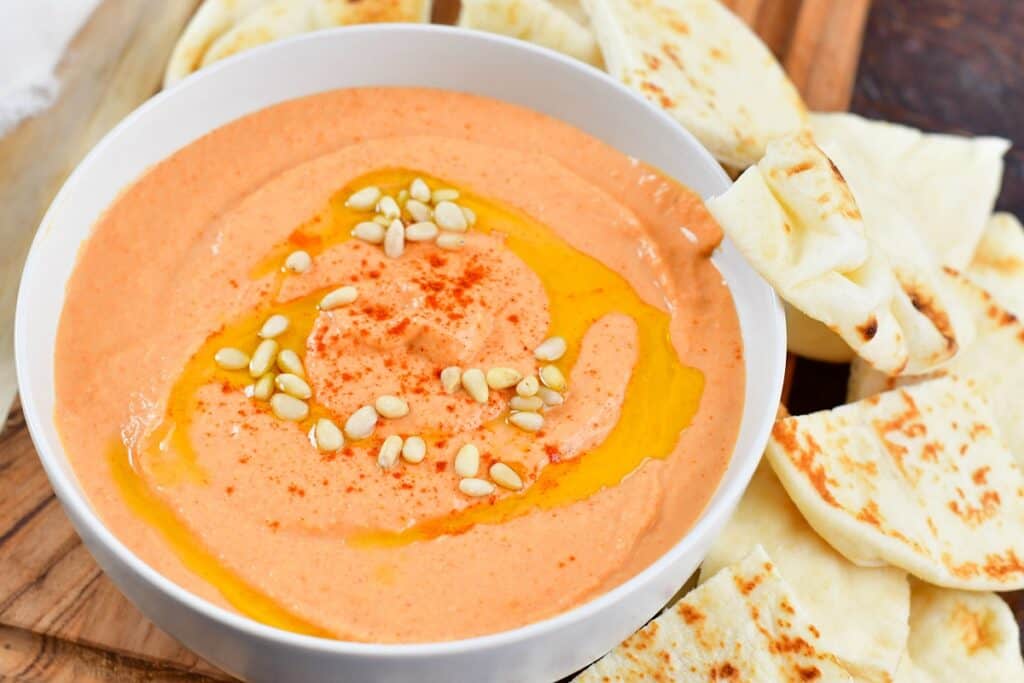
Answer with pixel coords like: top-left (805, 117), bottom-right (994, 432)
top-left (55, 88), bottom-right (744, 642)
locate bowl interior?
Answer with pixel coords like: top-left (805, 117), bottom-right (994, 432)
top-left (15, 24), bottom-right (784, 654)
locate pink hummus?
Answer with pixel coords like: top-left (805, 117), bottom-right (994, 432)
top-left (54, 88), bottom-right (744, 642)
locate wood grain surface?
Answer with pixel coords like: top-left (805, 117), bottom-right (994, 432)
top-left (3, 0), bottom-right (1020, 680)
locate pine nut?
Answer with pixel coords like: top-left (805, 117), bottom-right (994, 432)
top-left (454, 443), bottom-right (480, 477)
top-left (344, 405), bottom-right (378, 440)
top-left (459, 478), bottom-right (495, 497)
top-left (462, 206), bottom-right (477, 226)
top-left (509, 411), bottom-right (544, 432)
top-left (461, 368), bottom-right (488, 403)
top-left (441, 366), bottom-right (462, 393)
top-left (346, 186), bottom-right (381, 210)
top-left (401, 436), bottom-right (426, 463)
top-left (275, 373), bottom-right (312, 400)
top-left (314, 418), bottom-right (344, 452)
top-left (244, 384), bottom-right (255, 398)
top-left (259, 314), bottom-right (289, 339)
top-left (534, 336), bottom-right (567, 361)
top-left (539, 364), bottom-right (567, 392)
top-left (537, 386), bottom-right (564, 407)
top-left (270, 393), bottom-right (308, 421)
top-left (377, 195), bottom-right (400, 219)
top-left (378, 434), bottom-right (403, 469)
top-left (406, 199), bottom-right (432, 223)
top-left (410, 178), bottom-right (431, 203)
top-left (434, 201), bottom-right (468, 232)
top-left (405, 221), bottom-right (439, 242)
top-left (397, 189), bottom-right (409, 204)
top-left (490, 462), bottom-right (523, 490)
top-left (432, 188), bottom-right (459, 203)
top-left (384, 219), bottom-right (405, 259)
top-left (214, 347), bottom-right (249, 370)
top-left (249, 339), bottom-right (279, 377)
top-left (284, 250), bottom-right (311, 273)
top-left (510, 396), bottom-right (543, 412)
top-left (516, 375), bottom-right (539, 397)
top-left (253, 372), bottom-right (276, 401)
top-left (436, 233), bottom-right (465, 250)
top-left (320, 286), bottom-right (358, 310)
top-left (375, 395), bottom-right (409, 419)
top-left (373, 215), bottom-right (391, 226)
top-left (276, 349), bottom-right (305, 377)
top-left (352, 221), bottom-right (386, 244)
top-left (486, 367), bottom-right (522, 389)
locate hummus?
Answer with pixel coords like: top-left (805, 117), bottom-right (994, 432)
top-left (55, 88), bottom-right (744, 642)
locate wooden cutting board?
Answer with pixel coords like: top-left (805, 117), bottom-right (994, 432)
top-left (0, 1), bottom-right (868, 680)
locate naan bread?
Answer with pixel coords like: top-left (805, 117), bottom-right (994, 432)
top-left (966, 212), bottom-right (1024, 317)
top-left (848, 271), bottom-right (1024, 466)
top-left (906, 580), bottom-right (1024, 683)
top-left (811, 113), bottom-right (1010, 270)
top-left (767, 376), bottom-right (1024, 591)
top-left (577, 546), bottom-right (854, 682)
top-left (707, 131), bottom-right (970, 375)
top-left (581, 0), bottom-right (807, 168)
top-left (165, 0), bottom-right (432, 86)
top-left (702, 463), bottom-right (908, 682)
top-left (457, 0), bottom-right (602, 66)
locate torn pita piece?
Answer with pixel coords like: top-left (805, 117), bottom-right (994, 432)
top-left (848, 271), bottom-right (1024, 467)
top-left (582, 0), bottom-right (806, 169)
top-left (768, 376), bottom-right (1024, 591)
top-left (707, 131), bottom-right (970, 376)
top-left (905, 580), bottom-right (1024, 683)
top-left (577, 546), bottom-right (855, 682)
top-left (966, 212), bottom-right (1024, 317)
top-left (457, 0), bottom-right (602, 66)
top-left (164, 0), bottom-right (432, 86)
top-left (811, 113), bottom-right (1010, 270)
top-left (702, 464), bottom-right (907, 682)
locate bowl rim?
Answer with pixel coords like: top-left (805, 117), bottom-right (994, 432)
top-left (15, 23), bottom-right (785, 658)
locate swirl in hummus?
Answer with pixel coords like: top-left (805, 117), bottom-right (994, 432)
top-left (55, 88), bottom-right (744, 642)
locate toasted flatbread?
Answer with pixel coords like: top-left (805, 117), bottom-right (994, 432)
top-left (966, 212), bottom-right (1024, 317)
top-left (702, 464), bottom-right (908, 682)
top-left (581, 0), bottom-right (807, 168)
top-left (457, 0), bottom-right (603, 66)
top-left (848, 271), bottom-right (1024, 467)
top-left (577, 546), bottom-right (854, 682)
top-left (707, 131), bottom-right (970, 376)
top-left (906, 580), bottom-right (1024, 682)
top-left (768, 376), bottom-right (1024, 591)
top-left (811, 113), bottom-right (1010, 270)
top-left (164, 0), bottom-right (432, 86)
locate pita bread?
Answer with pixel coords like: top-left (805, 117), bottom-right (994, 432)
top-left (767, 376), bottom-right (1024, 591)
top-left (848, 271), bottom-right (1024, 467)
top-left (457, 0), bottom-right (603, 66)
top-left (785, 304), bottom-right (855, 363)
top-left (966, 212), bottom-right (1024, 317)
top-left (164, 0), bottom-right (432, 86)
top-left (707, 131), bottom-right (970, 375)
top-left (581, 0), bottom-right (807, 168)
top-left (811, 113), bottom-right (1010, 270)
top-left (906, 580), bottom-right (1024, 682)
top-left (701, 463), bottom-right (908, 682)
top-left (577, 546), bottom-right (855, 682)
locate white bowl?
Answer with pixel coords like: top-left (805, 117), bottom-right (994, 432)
top-left (16, 25), bottom-right (785, 683)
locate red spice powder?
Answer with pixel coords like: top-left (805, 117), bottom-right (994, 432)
top-left (387, 317), bottom-right (411, 336)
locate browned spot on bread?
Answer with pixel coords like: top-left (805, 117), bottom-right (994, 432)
top-left (713, 662), bottom-right (738, 679)
top-left (676, 602), bottom-right (704, 624)
top-left (786, 161), bottom-right (815, 176)
top-left (798, 667), bottom-right (822, 681)
top-left (906, 284), bottom-right (958, 352)
top-left (733, 571), bottom-right (766, 596)
top-left (947, 490), bottom-right (1001, 526)
top-left (857, 316), bottom-right (879, 341)
top-left (643, 52), bottom-right (661, 70)
top-left (952, 603), bottom-right (997, 654)
top-left (973, 466), bottom-right (991, 484)
top-left (857, 501), bottom-right (883, 527)
top-left (772, 420), bottom-right (839, 507)
top-left (983, 550), bottom-right (1024, 581)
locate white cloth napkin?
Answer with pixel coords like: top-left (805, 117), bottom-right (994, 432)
top-left (0, 0), bottom-right (99, 428)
